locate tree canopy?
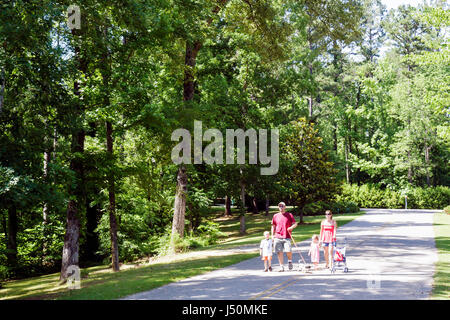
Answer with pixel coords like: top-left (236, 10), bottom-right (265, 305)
top-left (0, 0), bottom-right (448, 280)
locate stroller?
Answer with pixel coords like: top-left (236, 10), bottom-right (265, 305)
top-left (331, 237), bottom-right (348, 273)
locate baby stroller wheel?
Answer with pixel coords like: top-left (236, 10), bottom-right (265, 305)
top-left (344, 267), bottom-right (348, 273)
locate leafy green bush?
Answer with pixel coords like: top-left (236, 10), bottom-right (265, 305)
top-left (96, 177), bottom-right (175, 263)
top-left (155, 221), bottom-right (225, 256)
top-left (0, 265), bottom-right (10, 281)
top-left (302, 201), bottom-right (327, 216)
top-left (295, 200), bottom-right (359, 216)
top-left (194, 221), bottom-right (225, 245)
top-left (331, 201), bottom-right (359, 214)
top-left (444, 206), bottom-right (450, 215)
top-left (18, 221), bottom-right (65, 268)
top-left (408, 186), bottom-right (450, 209)
top-left (338, 184), bottom-right (450, 209)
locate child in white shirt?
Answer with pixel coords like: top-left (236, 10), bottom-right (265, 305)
top-left (260, 231), bottom-right (273, 272)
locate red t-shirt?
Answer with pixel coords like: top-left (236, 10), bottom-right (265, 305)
top-left (272, 212), bottom-right (296, 239)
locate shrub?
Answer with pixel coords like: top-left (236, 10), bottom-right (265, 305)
top-left (294, 200), bottom-right (359, 216)
top-left (155, 221), bottom-right (225, 256)
top-left (195, 221), bottom-right (225, 245)
top-left (0, 265), bottom-right (10, 281)
top-left (338, 184), bottom-right (450, 209)
top-left (444, 206), bottom-right (450, 215)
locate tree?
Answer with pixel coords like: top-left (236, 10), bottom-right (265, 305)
top-left (282, 118), bottom-right (339, 223)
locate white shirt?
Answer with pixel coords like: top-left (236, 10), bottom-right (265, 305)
top-left (260, 238), bottom-right (273, 257)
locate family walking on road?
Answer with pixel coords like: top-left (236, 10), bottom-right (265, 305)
top-left (260, 202), bottom-right (337, 272)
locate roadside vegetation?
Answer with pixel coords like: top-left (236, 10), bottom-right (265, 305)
top-left (0, 207), bottom-right (363, 300)
top-left (432, 210), bottom-right (450, 299)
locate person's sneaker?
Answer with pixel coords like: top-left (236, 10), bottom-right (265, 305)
top-left (264, 268), bottom-right (268, 272)
top-left (268, 266), bottom-right (272, 272)
top-left (278, 266), bottom-right (285, 272)
top-left (288, 261), bottom-right (293, 270)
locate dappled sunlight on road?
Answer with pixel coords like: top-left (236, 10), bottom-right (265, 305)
top-left (123, 209), bottom-right (440, 300)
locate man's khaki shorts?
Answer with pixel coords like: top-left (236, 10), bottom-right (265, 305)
top-left (274, 238), bottom-right (292, 253)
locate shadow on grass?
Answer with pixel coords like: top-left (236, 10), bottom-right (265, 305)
top-left (1, 252), bottom-right (258, 300)
top-left (57, 252), bottom-right (259, 300)
top-left (1, 211), bottom-right (364, 300)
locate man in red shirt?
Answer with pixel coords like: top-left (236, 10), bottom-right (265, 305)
top-left (271, 202), bottom-right (298, 271)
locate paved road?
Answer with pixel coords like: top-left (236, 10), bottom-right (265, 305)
top-left (123, 209), bottom-right (439, 300)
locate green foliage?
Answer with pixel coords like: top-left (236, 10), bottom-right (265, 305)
top-left (338, 183), bottom-right (450, 209)
top-left (444, 206), bottom-right (450, 215)
top-left (281, 118), bottom-right (339, 213)
top-left (156, 221), bottom-right (224, 256)
top-left (295, 199), bottom-right (359, 216)
top-left (17, 221), bottom-right (65, 273)
top-left (407, 186), bottom-right (450, 210)
top-left (0, 0), bottom-right (448, 281)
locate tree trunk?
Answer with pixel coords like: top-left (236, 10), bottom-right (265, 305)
top-left (170, 40), bottom-right (202, 245)
top-left (171, 165), bottom-right (188, 249)
top-left (6, 206), bottom-right (17, 268)
top-left (252, 197), bottom-right (258, 214)
top-left (407, 150), bottom-right (413, 184)
top-left (60, 129), bottom-right (84, 283)
top-left (239, 174), bottom-right (246, 235)
top-left (424, 136), bottom-right (431, 187)
top-left (106, 121), bottom-right (120, 272)
top-left (42, 145), bottom-right (51, 265)
top-left (100, 23), bottom-right (120, 271)
top-left (240, 215), bottom-right (246, 234)
top-left (307, 27), bottom-right (314, 119)
top-left (225, 195), bottom-right (231, 217)
top-left (265, 196), bottom-right (269, 216)
top-left (170, 0), bottom-right (228, 241)
top-left (183, 41), bottom-right (202, 101)
top-left (2, 213), bottom-right (7, 251)
top-left (42, 148), bottom-right (50, 225)
top-left (345, 139), bottom-right (350, 184)
top-left (60, 29), bottom-right (85, 283)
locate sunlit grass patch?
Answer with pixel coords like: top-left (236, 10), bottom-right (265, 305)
top-left (432, 211), bottom-right (450, 299)
top-left (0, 207), bottom-right (363, 300)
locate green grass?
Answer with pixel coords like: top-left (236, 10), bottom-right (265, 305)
top-left (432, 210), bottom-right (450, 299)
top-left (0, 207), bottom-right (363, 300)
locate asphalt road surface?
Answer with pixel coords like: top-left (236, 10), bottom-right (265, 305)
top-left (123, 209), bottom-right (439, 300)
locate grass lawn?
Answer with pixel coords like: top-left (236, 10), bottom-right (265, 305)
top-left (432, 210), bottom-right (450, 299)
top-left (0, 208), bottom-right (364, 300)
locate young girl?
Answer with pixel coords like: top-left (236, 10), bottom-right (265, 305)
top-left (308, 235), bottom-right (320, 270)
top-left (260, 231), bottom-right (273, 272)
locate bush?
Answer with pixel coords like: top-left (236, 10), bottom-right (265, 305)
top-left (155, 221), bottom-right (225, 256)
top-left (337, 184), bottom-right (450, 209)
top-left (294, 200), bottom-right (359, 216)
top-left (444, 206), bottom-right (450, 215)
top-left (331, 201), bottom-right (359, 214)
top-left (0, 265), bottom-right (10, 281)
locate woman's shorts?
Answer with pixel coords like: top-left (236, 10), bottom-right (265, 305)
top-left (274, 238), bottom-right (292, 253)
top-left (322, 241), bottom-right (336, 247)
